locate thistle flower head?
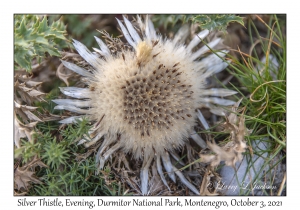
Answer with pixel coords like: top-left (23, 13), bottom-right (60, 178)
top-left (54, 15), bottom-right (236, 195)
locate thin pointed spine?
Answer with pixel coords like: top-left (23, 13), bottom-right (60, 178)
top-left (52, 99), bottom-right (92, 108)
top-left (140, 154), bottom-right (154, 195)
top-left (145, 15), bottom-right (157, 40)
top-left (93, 47), bottom-right (105, 56)
top-left (195, 50), bottom-right (229, 74)
top-left (197, 109), bottom-right (209, 130)
top-left (202, 88), bottom-right (237, 97)
top-left (199, 97), bottom-right (236, 106)
top-left (170, 152), bottom-right (185, 166)
top-left (186, 29), bottom-right (209, 52)
top-left (72, 39), bottom-right (102, 69)
top-left (206, 59), bottom-right (230, 74)
top-left (116, 18), bottom-right (136, 48)
top-left (95, 136), bottom-right (116, 164)
top-left (172, 165), bottom-right (200, 195)
top-left (61, 60), bottom-right (94, 78)
top-left (54, 105), bottom-right (89, 114)
top-left (59, 87), bottom-right (91, 99)
top-left (156, 155), bottom-right (170, 191)
top-left (173, 24), bottom-right (189, 44)
top-left (94, 36), bottom-right (111, 57)
top-left (191, 38), bottom-right (221, 60)
top-left (98, 142), bottom-right (121, 169)
top-left (58, 116), bottom-right (84, 124)
top-left (208, 105), bottom-right (226, 116)
top-left (83, 131), bottom-right (104, 147)
top-left (123, 16), bottom-right (141, 44)
top-left (190, 130), bottom-right (207, 149)
top-left (161, 151), bottom-right (176, 183)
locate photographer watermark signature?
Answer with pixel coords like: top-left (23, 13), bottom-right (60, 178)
top-left (208, 181), bottom-right (277, 193)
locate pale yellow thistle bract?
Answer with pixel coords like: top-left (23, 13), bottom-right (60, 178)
top-left (136, 41), bottom-right (153, 65)
top-left (53, 15), bottom-right (237, 195)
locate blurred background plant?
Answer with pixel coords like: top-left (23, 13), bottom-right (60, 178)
top-left (13, 14), bottom-right (286, 196)
top-left (152, 14), bottom-right (244, 32)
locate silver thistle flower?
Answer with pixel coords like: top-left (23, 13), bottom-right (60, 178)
top-left (54, 15), bottom-right (237, 195)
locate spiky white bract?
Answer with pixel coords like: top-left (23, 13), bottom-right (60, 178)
top-left (54, 15), bottom-right (236, 195)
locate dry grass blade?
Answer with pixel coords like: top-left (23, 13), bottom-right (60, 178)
top-left (277, 172), bottom-right (286, 196)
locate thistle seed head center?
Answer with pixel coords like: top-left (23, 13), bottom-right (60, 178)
top-left (122, 64), bottom-right (194, 137)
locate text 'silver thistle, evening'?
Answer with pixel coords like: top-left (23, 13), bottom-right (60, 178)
top-left (53, 15), bottom-right (237, 195)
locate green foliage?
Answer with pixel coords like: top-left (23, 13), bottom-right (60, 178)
top-left (50, 14), bottom-right (99, 49)
top-left (25, 119), bottom-right (124, 196)
top-left (14, 15), bottom-right (69, 72)
top-left (42, 138), bottom-right (69, 169)
top-left (64, 15), bottom-right (98, 46)
top-left (227, 15), bottom-right (286, 148)
top-left (14, 130), bottom-right (53, 162)
top-left (152, 15), bottom-right (190, 29)
top-left (30, 159), bottom-right (112, 196)
top-left (60, 118), bottom-right (91, 147)
top-left (220, 15), bottom-right (286, 195)
top-left (19, 141), bottom-right (42, 163)
top-left (14, 108), bottom-right (118, 195)
top-left (33, 169), bottom-right (66, 195)
top-left (190, 14), bottom-right (244, 32)
top-left (152, 14), bottom-right (244, 32)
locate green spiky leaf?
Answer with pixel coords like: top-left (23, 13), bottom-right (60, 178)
top-left (152, 14), bottom-right (244, 32)
top-left (14, 15), bottom-right (69, 72)
top-left (190, 14), bottom-right (244, 32)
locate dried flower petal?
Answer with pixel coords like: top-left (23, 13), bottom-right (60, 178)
top-left (14, 157), bottom-right (46, 192)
